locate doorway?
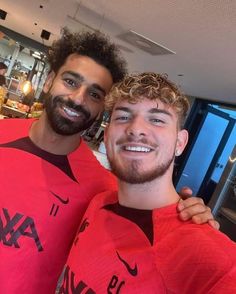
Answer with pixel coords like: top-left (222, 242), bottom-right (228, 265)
top-left (174, 99), bottom-right (236, 204)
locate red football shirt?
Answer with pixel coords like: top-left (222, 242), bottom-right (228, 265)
top-left (62, 191), bottom-right (236, 293)
top-left (0, 118), bottom-right (117, 293)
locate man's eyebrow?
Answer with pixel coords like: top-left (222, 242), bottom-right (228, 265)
top-left (62, 71), bottom-right (84, 81)
top-left (62, 71), bottom-right (106, 96)
top-left (114, 106), bottom-right (131, 113)
top-left (149, 108), bottom-right (173, 117)
top-left (114, 106), bottom-right (172, 117)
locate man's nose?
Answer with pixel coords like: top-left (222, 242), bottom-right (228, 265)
top-left (69, 86), bottom-right (87, 105)
top-left (126, 116), bottom-right (147, 137)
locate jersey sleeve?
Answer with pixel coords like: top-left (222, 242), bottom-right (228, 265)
top-left (207, 266), bottom-right (236, 293)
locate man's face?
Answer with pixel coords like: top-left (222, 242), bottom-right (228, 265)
top-left (105, 98), bottom-right (188, 184)
top-left (44, 54), bottom-right (113, 135)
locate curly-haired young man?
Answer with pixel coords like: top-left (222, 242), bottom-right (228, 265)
top-left (61, 72), bottom-right (236, 293)
top-left (0, 31), bottom-right (217, 293)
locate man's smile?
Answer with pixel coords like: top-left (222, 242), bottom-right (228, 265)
top-left (59, 105), bottom-right (87, 122)
top-left (62, 106), bottom-right (80, 117)
top-left (123, 145), bottom-right (152, 153)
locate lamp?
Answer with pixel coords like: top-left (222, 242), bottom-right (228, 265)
top-left (21, 80), bottom-right (32, 96)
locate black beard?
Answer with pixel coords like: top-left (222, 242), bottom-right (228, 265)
top-left (44, 94), bottom-right (96, 136)
top-left (108, 152), bottom-right (175, 184)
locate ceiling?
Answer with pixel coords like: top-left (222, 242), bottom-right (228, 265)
top-left (0, 0), bottom-right (236, 105)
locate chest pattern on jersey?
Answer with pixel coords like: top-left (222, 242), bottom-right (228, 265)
top-left (0, 137), bottom-right (76, 252)
top-left (60, 204), bottom-right (155, 293)
top-left (104, 202), bottom-right (154, 244)
top-left (0, 207), bottom-right (43, 252)
top-left (0, 136), bottom-right (78, 182)
top-left (73, 203), bottom-right (154, 248)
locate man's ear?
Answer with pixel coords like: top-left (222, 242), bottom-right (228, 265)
top-left (176, 129), bottom-right (188, 156)
top-left (43, 71), bottom-right (55, 93)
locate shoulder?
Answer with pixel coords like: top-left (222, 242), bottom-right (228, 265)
top-left (0, 118), bottom-right (34, 127)
top-left (82, 190), bottom-right (118, 218)
top-left (167, 223), bottom-right (236, 276)
top-left (172, 223), bottom-right (236, 261)
top-left (68, 140), bottom-right (117, 191)
top-left (69, 139), bottom-right (102, 164)
top-left (0, 118), bottom-right (34, 142)
top-left (154, 206), bottom-right (236, 260)
top-left (183, 226), bottom-right (236, 291)
top-left (90, 190), bottom-right (118, 207)
top-left (153, 210), bottom-right (236, 272)
top-left (156, 223), bottom-right (236, 292)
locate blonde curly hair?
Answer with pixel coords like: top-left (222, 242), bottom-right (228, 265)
top-left (105, 72), bottom-right (190, 127)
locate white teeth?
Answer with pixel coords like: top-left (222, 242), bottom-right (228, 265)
top-left (125, 146), bottom-right (151, 152)
top-left (63, 106), bottom-right (79, 117)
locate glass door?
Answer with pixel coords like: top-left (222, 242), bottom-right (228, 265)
top-left (175, 103), bottom-right (235, 203)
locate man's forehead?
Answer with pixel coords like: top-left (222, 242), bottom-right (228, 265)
top-left (65, 53), bottom-right (82, 62)
top-left (59, 54), bottom-right (86, 70)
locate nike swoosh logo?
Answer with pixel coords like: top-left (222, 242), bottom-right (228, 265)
top-left (116, 251), bottom-right (138, 277)
top-left (79, 218), bottom-right (89, 233)
top-left (50, 191), bottom-right (69, 204)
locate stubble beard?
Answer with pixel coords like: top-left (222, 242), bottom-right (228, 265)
top-left (108, 150), bottom-right (176, 184)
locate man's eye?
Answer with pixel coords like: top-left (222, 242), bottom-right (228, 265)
top-left (89, 91), bottom-right (102, 101)
top-left (64, 79), bottom-right (77, 88)
top-left (150, 118), bottom-right (165, 124)
top-left (115, 116), bottom-right (129, 121)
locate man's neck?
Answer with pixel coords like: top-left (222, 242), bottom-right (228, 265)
top-left (117, 174), bottom-right (180, 210)
top-left (29, 111), bottom-right (81, 155)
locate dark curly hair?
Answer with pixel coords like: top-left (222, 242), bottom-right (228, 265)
top-left (47, 28), bottom-right (127, 83)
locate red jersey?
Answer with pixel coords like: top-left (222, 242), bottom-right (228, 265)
top-left (0, 119), bottom-right (117, 293)
top-left (61, 191), bottom-right (236, 293)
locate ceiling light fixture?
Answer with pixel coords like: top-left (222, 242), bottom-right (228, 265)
top-left (41, 29), bottom-right (51, 40)
top-left (117, 30), bottom-right (176, 56)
